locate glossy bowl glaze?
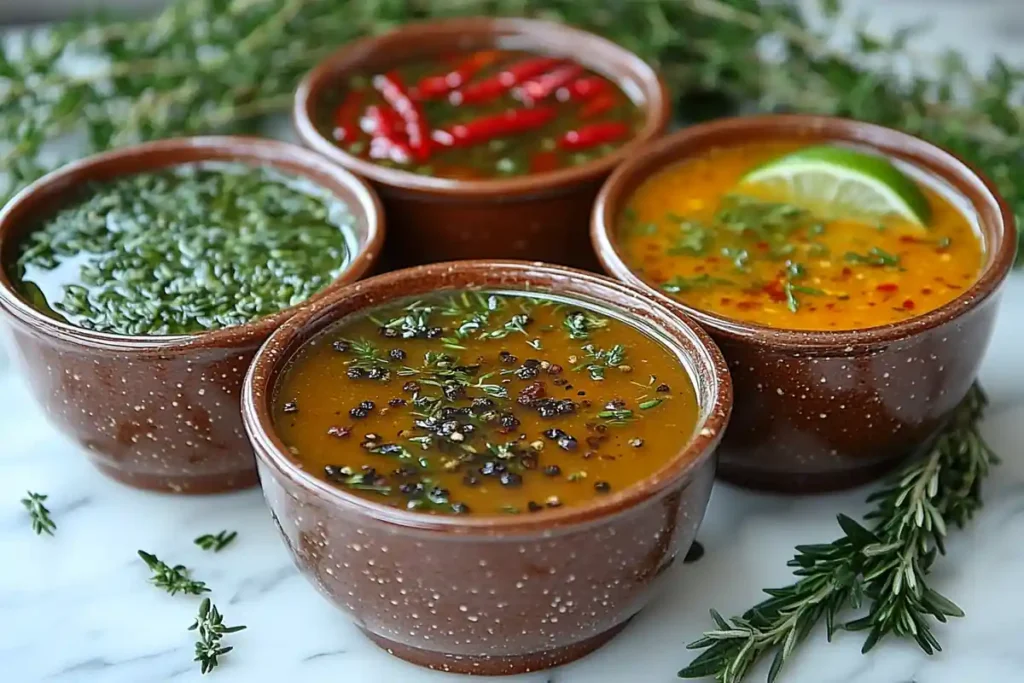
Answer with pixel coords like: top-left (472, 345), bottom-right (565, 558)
top-left (0, 137), bottom-right (385, 493)
top-left (242, 260), bottom-right (731, 674)
top-left (593, 115), bottom-right (1017, 493)
top-left (293, 17), bottom-right (670, 271)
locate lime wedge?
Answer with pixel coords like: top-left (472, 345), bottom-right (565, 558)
top-left (740, 145), bottom-right (931, 227)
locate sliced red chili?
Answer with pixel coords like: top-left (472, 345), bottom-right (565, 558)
top-left (559, 122), bottom-right (629, 150)
top-left (435, 107), bottom-right (557, 148)
top-left (332, 90), bottom-right (365, 143)
top-left (580, 92), bottom-right (617, 119)
top-left (516, 64), bottom-right (584, 102)
top-left (453, 57), bottom-right (563, 105)
top-left (373, 72), bottom-right (430, 162)
top-left (414, 50), bottom-right (501, 100)
top-left (364, 106), bottom-right (413, 163)
top-left (564, 77), bottom-right (609, 101)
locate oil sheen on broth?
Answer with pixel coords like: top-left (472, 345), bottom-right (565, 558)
top-left (273, 290), bottom-right (699, 515)
top-left (617, 142), bottom-right (984, 331)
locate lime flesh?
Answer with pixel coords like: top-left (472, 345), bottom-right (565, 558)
top-left (740, 145), bottom-right (931, 228)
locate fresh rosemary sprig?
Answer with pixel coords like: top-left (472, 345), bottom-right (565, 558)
top-left (194, 530), bottom-right (238, 553)
top-left (679, 383), bottom-right (996, 682)
top-left (3, 0), bottom-right (1021, 261)
top-left (189, 597), bottom-right (246, 675)
top-left (21, 491), bottom-right (56, 535)
top-left (138, 550), bottom-right (210, 596)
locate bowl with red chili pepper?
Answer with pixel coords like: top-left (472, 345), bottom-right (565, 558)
top-left (294, 17), bottom-right (669, 270)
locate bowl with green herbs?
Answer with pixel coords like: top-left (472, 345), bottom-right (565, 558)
top-left (0, 136), bottom-right (385, 493)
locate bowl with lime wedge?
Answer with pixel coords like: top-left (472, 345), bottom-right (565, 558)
top-left (592, 114), bottom-right (1016, 492)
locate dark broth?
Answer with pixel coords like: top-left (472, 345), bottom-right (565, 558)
top-left (318, 50), bottom-right (643, 179)
top-left (273, 289), bottom-right (700, 516)
top-left (12, 162), bottom-right (356, 335)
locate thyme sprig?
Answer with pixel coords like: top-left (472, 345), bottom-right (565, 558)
top-left (189, 597), bottom-right (246, 675)
top-left (194, 530), bottom-right (237, 553)
top-left (21, 491), bottom-right (56, 536)
top-left (138, 550), bottom-right (210, 596)
top-left (4, 0), bottom-right (1021, 261)
top-left (679, 383), bottom-right (996, 682)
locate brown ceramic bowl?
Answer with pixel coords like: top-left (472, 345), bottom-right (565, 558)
top-left (593, 114), bottom-right (1017, 493)
top-left (242, 260), bottom-right (731, 674)
top-left (0, 137), bottom-right (384, 493)
top-left (293, 17), bottom-right (670, 271)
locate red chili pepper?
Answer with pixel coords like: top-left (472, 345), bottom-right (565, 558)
top-left (332, 90), bottom-right (365, 143)
top-left (415, 50), bottom-right (501, 100)
top-left (453, 57), bottom-right (563, 105)
top-left (529, 150), bottom-right (560, 174)
top-left (559, 122), bottom-right (630, 150)
top-left (580, 92), bottom-right (617, 119)
top-left (373, 72), bottom-right (430, 162)
top-left (435, 107), bottom-right (557, 148)
top-left (515, 64), bottom-right (584, 102)
top-left (363, 106), bottom-right (413, 164)
top-left (563, 76), bottom-right (609, 101)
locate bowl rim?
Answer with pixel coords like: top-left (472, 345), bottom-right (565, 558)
top-left (292, 16), bottom-right (671, 199)
top-left (0, 135), bottom-right (386, 353)
top-left (591, 114), bottom-right (1018, 353)
top-left (242, 260), bottom-right (732, 535)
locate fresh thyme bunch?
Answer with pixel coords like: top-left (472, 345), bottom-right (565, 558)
top-left (1, 0), bottom-right (1021, 259)
top-left (679, 384), bottom-right (996, 682)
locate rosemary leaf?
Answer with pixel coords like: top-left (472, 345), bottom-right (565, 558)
top-left (679, 383), bottom-right (996, 682)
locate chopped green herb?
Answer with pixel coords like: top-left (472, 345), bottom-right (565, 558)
top-left (845, 247), bottom-right (902, 267)
top-left (138, 550), bottom-right (210, 596)
top-left (661, 274), bottom-right (734, 293)
top-left (21, 491), bottom-right (56, 536)
top-left (194, 530), bottom-right (237, 552)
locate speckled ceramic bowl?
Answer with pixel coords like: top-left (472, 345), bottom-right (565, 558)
top-left (293, 17), bottom-right (670, 271)
top-left (592, 115), bottom-right (1017, 493)
top-left (241, 261), bottom-right (731, 674)
top-left (0, 137), bottom-right (385, 493)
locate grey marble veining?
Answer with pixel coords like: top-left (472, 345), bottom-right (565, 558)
top-left (3, 1), bottom-right (1024, 681)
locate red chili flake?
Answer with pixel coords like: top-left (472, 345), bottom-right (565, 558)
top-left (902, 299), bottom-right (916, 310)
top-left (763, 281), bottom-right (786, 302)
top-left (720, 297), bottom-right (732, 305)
top-left (756, 241), bottom-right (769, 251)
top-left (693, 265), bottom-right (706, 273)
top-left (841, 267), bottom-right (852, 277)
top-left (876, 283), bottom-right (899, 293)
top-left (706, 256), bottom-right (720, 263)
top-left (825, 302), bottom-right (836, 310)
top-left (899, 235), bottom-right (918, 244)
top-left (529, 150), bottom-right (560, 174)
top-left (736, 302), bottom-right (758, 311)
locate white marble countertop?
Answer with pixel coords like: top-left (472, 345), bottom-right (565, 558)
top-left (3, 1), bottom-right (1024, 682)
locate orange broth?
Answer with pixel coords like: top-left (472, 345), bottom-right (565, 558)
top-left (617, 142), bottom-right (984, 330)
top-left (273, 290), bottom-right (699, 516)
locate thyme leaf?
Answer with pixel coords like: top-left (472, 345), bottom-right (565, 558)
top-left (138, 550), bottom-right (210, 596)
top-left (190, 598), bottom-right (246, 675)
top-left (21, 491), bottom-right (56, 536)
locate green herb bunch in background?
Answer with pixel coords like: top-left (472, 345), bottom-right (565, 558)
top-left (0, 0), bottom-right (1021, 259)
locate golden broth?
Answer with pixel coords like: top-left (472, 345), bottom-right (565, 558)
top-left (617, 142), bottom-right (984, 330)
top-left (273, 290), bottom-right (699, 516)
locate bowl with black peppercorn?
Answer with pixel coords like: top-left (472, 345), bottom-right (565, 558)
top-left (241, 260), bottom-right (731, 674)
top-left (0, 137), bottom-right (385, 493)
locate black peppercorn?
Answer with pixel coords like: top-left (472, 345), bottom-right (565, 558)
top-left (332, 340), bottom-right (350, 353)
top-left (594, 481), bottom-right (611, 493)
top-left (426, 327), bottom-right (443, 339)
top-left (388, 398), bottom-right (407, 407)
top-left (349, 407), bottom-right (369, 419)
top-left (367, 367), bottom-right (389, 381)
top-left (379, 326), bottom-right (399, 338)
top-left (557, 435), bottom-right (578, 451)
top-left (403, 381), bottom-right (420, 392)
top-left (544, 465), bottom-right (561, 477)
top-left (450, 502), bottom-right (470, 514)
top-left (389, 348), bottom-right (407, 361)
top-left (656, 383), bottom-right (671, 393)
top-left (359, 400), bottom-right (375, 411)
top-left (282, 401), bottom-right (298, 413)
top-left (527, 501), bottom-right (543, 512)
top-left (346, 367), bottom-right (365, 379)
top-left (499, 471), bottom-right (523, 487)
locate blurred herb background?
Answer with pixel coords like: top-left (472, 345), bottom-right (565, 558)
top-left (0, 0), bottom-right (1020, 261)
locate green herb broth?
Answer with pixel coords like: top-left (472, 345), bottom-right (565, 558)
top-left (10, 161), bottom-right (357, 336)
